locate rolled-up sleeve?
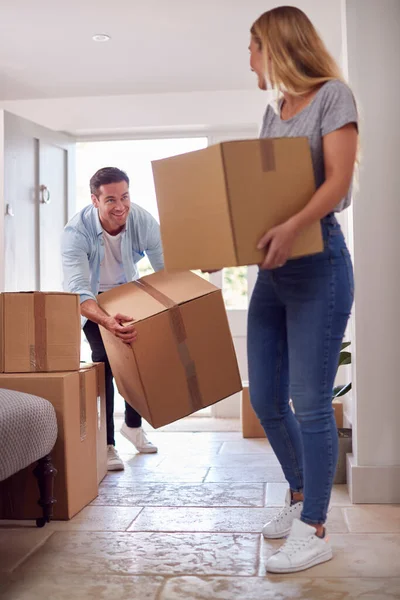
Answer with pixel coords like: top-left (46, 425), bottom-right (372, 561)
top-left (61, 227), bottom-right (96, 304)
top-left (145, 215), bottom-right (165, 272)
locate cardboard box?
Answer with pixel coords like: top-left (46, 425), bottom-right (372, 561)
top-left (98, 270), bottom-right (242, 428)
top-left (0, 366), bottom-right (99, 520)
top-left (84, 362), bottom-right (108, 485)
top-left (0, 292), bottom-right (81, 373)
top-left (241, 384), bottom-right (344, 437)
top-left (241, 386), bottom-right (266, 439)
top-left (333, 400), bottom-right (344, 429)
top-left (152, 138), bottom-right (323, 271)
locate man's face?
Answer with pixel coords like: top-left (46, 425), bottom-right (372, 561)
top-left (91, 180), bottom-right (130, 233)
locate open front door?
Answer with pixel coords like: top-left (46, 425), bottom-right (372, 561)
top-left (1, 110), bottom-right (75, 292)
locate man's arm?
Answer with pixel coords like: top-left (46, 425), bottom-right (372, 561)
top-left (61, 228), bottom-right (137, 343)
top-left (145, 216), bottom-right (164, 272)
top-left (81, 299), bottom-right (137, 343)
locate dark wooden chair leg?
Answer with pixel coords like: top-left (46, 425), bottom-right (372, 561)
top-left (33, 454), bottom-right (57, 527)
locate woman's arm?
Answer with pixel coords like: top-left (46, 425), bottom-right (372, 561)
top-left (258, 122), bottom-right (358, 269)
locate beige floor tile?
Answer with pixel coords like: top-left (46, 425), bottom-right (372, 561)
top-left (100, 466), bottom-right (209, 484)
top-left (260, 534), bottom-right (400, 578)
top-left (19, 531), bottom-right (259, 576)
top-left (0, 529), bottom-right (53, 573)
top-left (191, 432), bottom-right (243, 441)
top-left (160, 453), bottom-right (281, 469)
top-left (146, 418), bottom-right (241, 433)
top-left (160, 575), bottom-right (400, 600)
top-left (1, 573), bottom-right (164, 600)
top-left (128, 507), bottom-right (277, 533)
top-left (265, 483), bottom-right (289, 506)
top-left (219, 440), bottom-right (274, 455)
top-left (93, 482), bottom-right (265, 507)
top-left (330, 484), bottom-right (353, 506)
top-left (118, 453), bottom-right (165, 466)
top-left (205, 467), bottom-right (285, 483)
top-left (116, 432), bottom-right (223, 455)
top-left (344, 505), bottom-right (400, 533)
top-left (46, 506), bottom-right (143, 532)
top-left (326, 508), bottom-right (349, 533)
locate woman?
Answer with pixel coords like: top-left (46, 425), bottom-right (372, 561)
top-left (247, 7), bottom-right (358, 573)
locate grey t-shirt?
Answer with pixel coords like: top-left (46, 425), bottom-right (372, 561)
top-left (259, 80), bottom-right (358, 212)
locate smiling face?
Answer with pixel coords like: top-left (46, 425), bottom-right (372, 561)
top-left (91, 180), bottom-right (131, 234)
top-left (249, 36), bottom-right (268, 91)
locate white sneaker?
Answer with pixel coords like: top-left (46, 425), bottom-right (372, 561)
top-left (107, 445), bottom-right (124, 471)
top-left (265, 518), bottom-right (333, 574)
top-left (120, 424), bottom-right (158, 454)
top-left (263, 489), bottom-right (303, 539)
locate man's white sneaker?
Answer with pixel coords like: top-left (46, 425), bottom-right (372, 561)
top-left (107, 445), bottom-right (124, 471)
top-left (263, 489), bottom-right (303, 539)
top-left (265, 518), bottom-right (333, 574)
top-left (120, 424), bottom-right (158, 454)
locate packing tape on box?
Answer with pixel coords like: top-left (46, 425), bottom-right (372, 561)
top-left (133, 280), bottom-right (203, 412)
top-left (30, 293), bottom-right (47, 372)
top-left (259, 139), bottom-right (276, 172)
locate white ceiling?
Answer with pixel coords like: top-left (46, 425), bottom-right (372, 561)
top-left (0, 0), bottom-right (343, 101)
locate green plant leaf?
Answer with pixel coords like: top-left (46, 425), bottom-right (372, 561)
top-left (338, 351), bottom-right (351, 367)
top-left (332, 383), bottom-right (352, 398)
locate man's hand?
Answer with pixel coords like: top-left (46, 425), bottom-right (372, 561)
top-left (257, 219), bottom-right (299, 270)
top-left (201, 269), bottom-right (221, 274)
top-left (103, 313), bottom-right (137, 344)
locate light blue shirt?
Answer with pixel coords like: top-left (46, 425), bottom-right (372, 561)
top-left (61, 203), bottom-right (164, 308)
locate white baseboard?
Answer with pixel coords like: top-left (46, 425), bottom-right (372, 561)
top-left (347, 454), bottom-right (400, 503)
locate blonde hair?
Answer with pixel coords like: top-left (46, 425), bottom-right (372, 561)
top-left (251, 6), bottom-right (344, 95)
top-left (251, 5), bottom-right (360, 171)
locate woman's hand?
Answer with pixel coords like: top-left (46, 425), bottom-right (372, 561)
top-left (257, 219), bottom-right (299, 270)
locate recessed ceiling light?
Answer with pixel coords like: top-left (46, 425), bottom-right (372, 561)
top-left (92, 34), bottom-right (111, 42)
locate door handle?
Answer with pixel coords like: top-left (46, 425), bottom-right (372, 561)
top-left (5, 204), bottom-right (14, 217)
top-left (40, 184), bottom-right (51, 204)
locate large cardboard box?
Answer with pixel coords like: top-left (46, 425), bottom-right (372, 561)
top-left (0, 366), bottom-right (99, 520)
top-left (152, 138), bottom-right (323, 271)
top-left (98, 270), bottom-right (242, 428)
top-left (0, 292), bottom-right (81, 373)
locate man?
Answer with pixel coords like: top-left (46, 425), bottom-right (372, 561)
top-left (62, 167), bottom-right (164, 471)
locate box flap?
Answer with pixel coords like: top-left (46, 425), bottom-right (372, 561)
top-left (152, 145), bottom-right (237, 270)
top-left (98, 281), bottom-right (168, 322)
top-left (98, 271), bottom-right (218, 324)
top-left (140, 270), bottom-right (218, 305)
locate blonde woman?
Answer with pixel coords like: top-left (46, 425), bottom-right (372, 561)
top-left (247, 7), bottom-right (358, 573)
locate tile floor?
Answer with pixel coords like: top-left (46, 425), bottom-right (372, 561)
top-left (0, 425), bottom-right (399, 599)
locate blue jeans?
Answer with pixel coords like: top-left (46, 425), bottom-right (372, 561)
top-left (247, 214), bottom-right (354, 525)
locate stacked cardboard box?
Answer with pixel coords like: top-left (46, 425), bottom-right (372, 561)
top-left (0, 292), bottom-right (107, 520)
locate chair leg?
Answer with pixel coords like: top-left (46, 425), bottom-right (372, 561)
top-left (33, 454), bottom-right (57, 527)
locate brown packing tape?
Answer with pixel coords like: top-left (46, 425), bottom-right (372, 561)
top-left (259, 139), bottom-right (276, 173)
top-left (79, 372), bottom-right (87, 441)
top-left (133, 280), bottom-right (203, 412)
top-left (31, 293), bottom-right (47, 372)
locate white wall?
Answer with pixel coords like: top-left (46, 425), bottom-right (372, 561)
top-left (346, 0), bottom-right (400, 503)
top-left (0, 90), bottom-right (267, 138)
